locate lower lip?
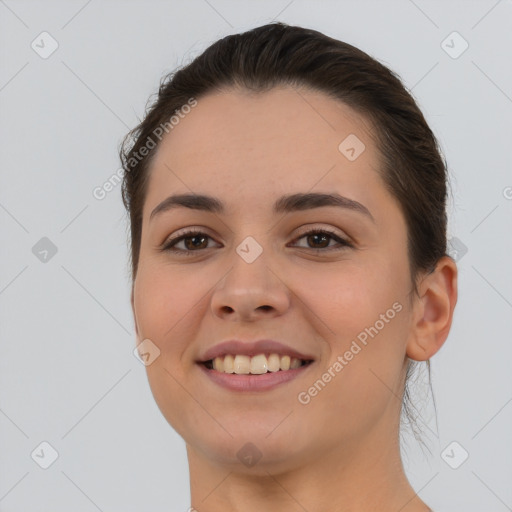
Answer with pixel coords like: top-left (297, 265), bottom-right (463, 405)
top-left (197, 362), bottom-right (314, 391)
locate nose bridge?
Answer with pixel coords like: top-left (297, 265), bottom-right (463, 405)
top-left (223, 212), bottom-right (276, 262)
top-left (226, 232), bottom-right (274, 291)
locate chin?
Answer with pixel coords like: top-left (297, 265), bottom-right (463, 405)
top-left (189, 426), bottom-right (312, 473)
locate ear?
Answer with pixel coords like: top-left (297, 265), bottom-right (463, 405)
top-left (406, 256), bottom-right (458, 361)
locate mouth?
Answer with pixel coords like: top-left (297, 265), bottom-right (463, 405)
top-left (199, 353), bottom-right (315, 375)
top-left (197, 354), bottom-right (316, 392)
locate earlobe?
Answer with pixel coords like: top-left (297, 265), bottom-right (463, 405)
top-left (406, 256), bottom-right (458, 361)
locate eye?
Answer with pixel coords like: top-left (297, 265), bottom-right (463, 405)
top-left (161, 228), bottom-right (219, 256)
top-left (160, 227), bottom-right (353, 256)
top-left (289, 228), bottom-right (353, 252)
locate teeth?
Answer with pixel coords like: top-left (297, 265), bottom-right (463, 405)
top-left (250, 354), bottom-right (267, 374)
top-left (290, 357), bottom-right (301, 369)
top-left (267, 353), bottom-right (280, 372)
top-left (211, 353), bottom-right (306, 374)
top-left (234, 355), bottom-right (250, 374)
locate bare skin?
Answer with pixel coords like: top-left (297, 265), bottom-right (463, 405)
top-left (131, 86), bottom-right (457, 511)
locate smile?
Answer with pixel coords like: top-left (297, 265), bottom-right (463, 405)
top-left (198, 354), bottom-right (315, 392)
top-left (205, 353), bottom-right (312, 374)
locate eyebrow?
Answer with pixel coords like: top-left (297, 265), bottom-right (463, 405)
top-left (149, 192), bottom-right (375, 223)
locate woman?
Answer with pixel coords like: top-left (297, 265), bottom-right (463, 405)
top-left (120, 22), bottom-right (457, 511)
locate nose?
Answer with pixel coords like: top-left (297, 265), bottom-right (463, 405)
top-left (210, 253), bottom-right (291, 322)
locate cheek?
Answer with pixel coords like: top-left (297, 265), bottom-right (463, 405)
top-left (307, 260), bottom-right (409, 406)
top-left (134, 266), bottom-right (199, 336)
top-left (133, 266), bottom-right (204, 377)
top-left (301, 257), bottom-right (402, 335)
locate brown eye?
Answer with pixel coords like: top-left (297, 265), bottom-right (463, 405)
top-left (162, 230), bottom-right (218, 256)
top-left (291, 229), bottom-right (352, 252)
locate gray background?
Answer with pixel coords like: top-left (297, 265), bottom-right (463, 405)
top-left (1, 0), bottom-right (511, 511)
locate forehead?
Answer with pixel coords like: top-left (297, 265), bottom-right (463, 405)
top-left (144, 86), bottom-right (387, 218)
top-left (155, 86), bottom-right (376, 164)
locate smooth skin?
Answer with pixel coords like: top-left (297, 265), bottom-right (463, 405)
top-left (131, 86), bottom-right (458, 511)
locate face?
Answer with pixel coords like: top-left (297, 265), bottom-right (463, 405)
top-left (132, 86), bottom-right (417, 472)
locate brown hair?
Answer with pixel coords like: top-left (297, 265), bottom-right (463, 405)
top-left (120, 21), bottom-right (451, 447)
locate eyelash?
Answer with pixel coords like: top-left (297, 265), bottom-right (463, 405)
top-left (161, 228), bottom-right (353, 256)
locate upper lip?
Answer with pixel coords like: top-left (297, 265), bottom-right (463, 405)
top-left (197, 339), bottom-right (316, 363)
